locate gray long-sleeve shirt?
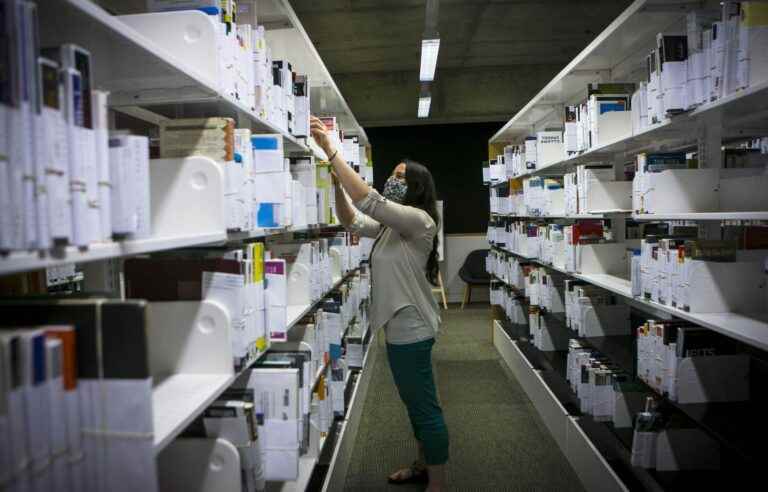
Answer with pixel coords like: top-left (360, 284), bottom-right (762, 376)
top-left (348, 188), bottom-right (440, 344)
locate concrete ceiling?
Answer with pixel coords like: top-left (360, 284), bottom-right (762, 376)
top-left (290, 0), bottom-right (633, 127)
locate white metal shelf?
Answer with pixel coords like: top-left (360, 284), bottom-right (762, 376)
top-left (492, 245), bottom-right (768, 351)
top-left (632, 212), bottom-right (768, 221)
top-left (275, 332), bottom-right (376, 492)
top-left (153, 373), bottom-right (236, 452)
top-left (0, 223), bottom-right (349, 276)
top-left (261, 0), bottom-right (369, 145)
top-left (494, 80), bottom-right (768, 180)
top-left (0, 232), bottom-right (227, 276)
top-left (491, 213), bottom-right (627, 220)
top-left (490, 0), bottom-right (693, 143)
top-left (153, 267), bottom-right (362, 457)
top-left (285, 270), bottom-right (358, 331)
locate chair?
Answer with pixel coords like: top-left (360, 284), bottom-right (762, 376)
top-left (458, 249), bottom-right (491, 309)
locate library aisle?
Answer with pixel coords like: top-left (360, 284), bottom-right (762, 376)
top-left (343, 306), bottom-right (584, 491)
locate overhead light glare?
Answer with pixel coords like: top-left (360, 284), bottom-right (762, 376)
top-left (419, 38), bottom-right (440, 82)
top-left (418, 96), bottom-right (432, 118)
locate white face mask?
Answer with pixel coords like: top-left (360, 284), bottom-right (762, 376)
top-left (383, 175), bottom-right (408, 203)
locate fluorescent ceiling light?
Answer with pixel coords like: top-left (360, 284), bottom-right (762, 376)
top-left (418, 96), bottom-right (431, 118)
top-left (420, 38), bottom-right (440, 82)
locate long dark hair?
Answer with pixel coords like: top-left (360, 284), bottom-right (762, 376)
top-left (400, 158), bottom-right (440, 286)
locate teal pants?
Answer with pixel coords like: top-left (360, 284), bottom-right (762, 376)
top-left (386, 338), bottom-right (449, 465)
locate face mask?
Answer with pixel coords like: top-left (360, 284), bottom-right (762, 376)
top-left (382, 176), bottom-right (408, 204)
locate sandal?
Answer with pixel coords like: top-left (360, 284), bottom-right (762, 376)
top-left (387, 462), bottom-right (429, 485)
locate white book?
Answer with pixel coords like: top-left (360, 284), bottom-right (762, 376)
top-left (82, 126), bottom-right (100, 244)
top-left (92, 91), bottom-right (111, 241)
top-left (235, 128), bottom-right (253, 231)
top-left (17, 329), bottom-right (53, 492)
top-left (710, 21), bottom-right (726, 100)
top-left (133, 136), bottom-right (151, 239)
top-left (0, 101), bottom-right (11, 253)
top-left (722, 2), bottom-right (741, 96)
top-left (738, 2), bottom-right (768, 90)
top-left (524, 137), bottom-right (537, 170)
top-left (6, 102), bottom-right (26, 251)
top-left (45, 338), bottom-right (68, 492)
top-left (224, 155), bottom-right (247, 232)
top-left (61, 67), bottom-right (88, 247)
top-left (39, 59), bottom-right (72, 246)
top-left (657, 34), bottom-right (688, 113)
top-left (19, 2), bottom-right (38, 250)
top-left (0, 334), bottom-right (11, 488)
top-left (1, 331), bottom-right (33, 492)
top-left (108, 135), bottom-right (138, 237)
top-left (44, 326), bottom-right (83, 492)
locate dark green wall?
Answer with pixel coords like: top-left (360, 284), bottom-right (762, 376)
top-left (366, 122), bottom-right (497, 234)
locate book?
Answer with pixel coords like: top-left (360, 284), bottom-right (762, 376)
top-left (159, 117), bottom-right (235, 161)
top-left (39, 56), bottom-right (73, 247)
top-left (0, 299), bottom-right (158, 492)
top-left (675, 326), bottom-right (742, 358)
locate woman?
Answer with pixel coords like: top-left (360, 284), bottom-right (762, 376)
top-left (310, 116), bottom-right (449, 492)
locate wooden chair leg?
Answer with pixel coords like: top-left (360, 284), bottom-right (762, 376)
top-left (467, 284), bottom-right (472, 305)
top-left (461, 284), bottom-right (470, 310)
top-left (438, 271), bottom-right (448, 310)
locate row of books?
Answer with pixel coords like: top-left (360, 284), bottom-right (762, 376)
top-left (485, 4), bottom-right (768, 182)
top-left (0, 262), bottom-right (371, 491)
top-left (501, 259), bottom-right (755, 406)
top-left (567, 339), bottom-right (723, 472)
top-left (633, 236), bottom-right (767, 314)
top-left (488, 182), bottom-right (523, 216)
top-left (123, 232), bottom-right (370, 370)
top-left (0, 3), bottom-right (372, 253)
top-left (140, 1), bottom-right (309, 138)
top-left (0, 300), bottom-right (158, 492)
top-left (157, 117), bottom-right (360, 233)
top-left (631, 152), bottom-right (694, 214)
top-left (165, 304), bottom-right (371, 490)
top-left (637, 319), bottom-right (749, 404)
top-left (563, 280), bottom-right (630, 338)
top-left (488, 218), bottom-right (619, 273)
top-left (523, 177), bottom-right (564, 217)
top-left (193, 295), bottom-right (371, 485)
top-left (488, 165), bottom-right (632, 218)
top-left (0, 0), bottom-right (154, 252)
top-left (632, 150), bottom-right (768, 215)
top-left (489, 280), bottom-right (527, 325)
top-left (567, 339), bottom-right (638, 425)
top-left (494, 220), bottom-right (768, 318)
top-left (486, 248), bottom-right (529, 292)
top-left (133, 3), bottom-right (373, 178)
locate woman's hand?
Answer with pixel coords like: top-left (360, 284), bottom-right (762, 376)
top-left (310, 116), bottom-right (335, 157)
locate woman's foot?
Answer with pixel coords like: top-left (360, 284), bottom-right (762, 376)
top-left (387, 463), bottom-right (429, 484)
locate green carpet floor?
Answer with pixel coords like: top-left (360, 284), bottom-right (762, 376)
top-left (343, 305), bottom-right (585, 491)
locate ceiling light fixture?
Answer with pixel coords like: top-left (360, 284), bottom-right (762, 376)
top-left (417, 96), bottom-right (432, 118)
top-left (419, 38), bottom-right (440, 82)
